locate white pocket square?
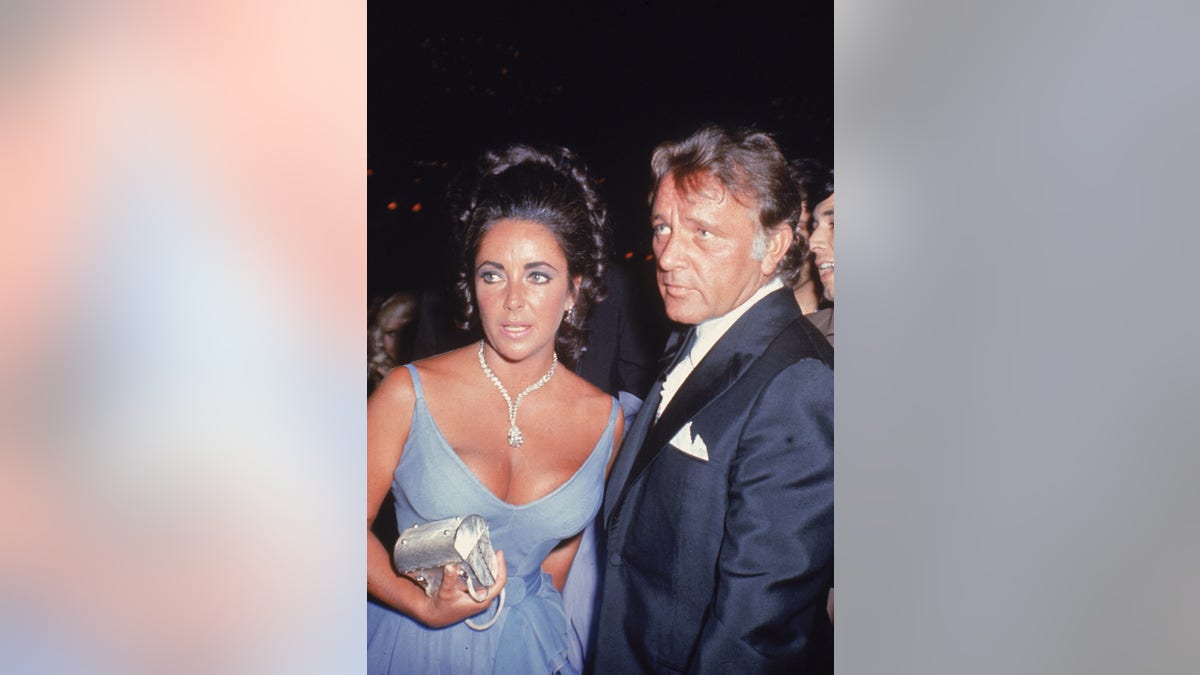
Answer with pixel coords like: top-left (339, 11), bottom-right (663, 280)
top-left (669, 421), bottom-right (709, 461)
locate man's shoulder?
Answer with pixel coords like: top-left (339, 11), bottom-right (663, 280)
top-left (701, 313), bottom-right (832, 409)
top-left (707, 287), bottom-right (833, 372)
top-left (762, 312), bottom-right (835, 371)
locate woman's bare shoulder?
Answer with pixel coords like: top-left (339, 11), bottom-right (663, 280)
top-left (369, 363), bottom-right (417, 410)
top-left (557, 369), bottom-right (616, 414)
top-left (410, 345), bottom-right (477, 387)
top-left (370, 342), bottom-right (472, 405)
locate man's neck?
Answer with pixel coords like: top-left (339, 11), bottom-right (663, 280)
top-left (691, 277), bottom-right (785, 363)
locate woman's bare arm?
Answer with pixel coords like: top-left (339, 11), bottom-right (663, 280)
top-left (366, 367), bottom-right (506, 627)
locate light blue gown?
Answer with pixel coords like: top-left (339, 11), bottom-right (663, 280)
top-left (368, 364), bottom-right (617, 674)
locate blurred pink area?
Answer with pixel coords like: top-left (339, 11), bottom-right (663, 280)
top-left (0, 2), bottom-right (365, 672)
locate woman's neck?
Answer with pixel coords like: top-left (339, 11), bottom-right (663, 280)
top-left (478, 341), bottom-right (558, 390)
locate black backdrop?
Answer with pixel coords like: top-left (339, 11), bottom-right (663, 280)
top-left (368, 4), bottom-right (832, 299)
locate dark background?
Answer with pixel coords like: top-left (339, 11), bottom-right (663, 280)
top-left (368, 4), bottom-right (832, 300)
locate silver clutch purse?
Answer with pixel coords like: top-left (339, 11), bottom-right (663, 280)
top-left (392, 514), bottom-right (504, 630)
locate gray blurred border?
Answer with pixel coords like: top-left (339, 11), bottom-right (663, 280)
top-left (837, 2), bottom-right (1200, 673)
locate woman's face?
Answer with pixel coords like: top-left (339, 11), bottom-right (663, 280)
top-left (473, 218), bottom-right (577, 364)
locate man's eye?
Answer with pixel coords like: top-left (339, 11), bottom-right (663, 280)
top-left (652, 223), bottom-right (670, 236)
top-left (697, 229), bottom-right (713, 240)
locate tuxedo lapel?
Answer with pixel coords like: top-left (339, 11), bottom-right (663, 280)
top-left (644, 345), bottom-right (750, 455)
top-left (603, 378), bottom-right (659, 523)
top-left (610, 289), bottom-right (802, 520)
top-left (602, 327), bottom-right (689, 524)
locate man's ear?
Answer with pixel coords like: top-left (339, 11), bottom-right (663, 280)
top-left (760, 222), bottom-right (794, 275)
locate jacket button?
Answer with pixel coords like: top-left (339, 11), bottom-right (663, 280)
top-left (608, 553), bottom-right (622, 566)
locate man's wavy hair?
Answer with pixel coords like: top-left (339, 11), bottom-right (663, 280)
top-left (446, 143), bottom-right (609, 370)
top-left (649, 124), bottom-right (804, 282)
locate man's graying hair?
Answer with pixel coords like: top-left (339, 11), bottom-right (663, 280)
top-left (649, 124), bottom-right (804, 281)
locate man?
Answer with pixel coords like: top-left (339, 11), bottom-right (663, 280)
top-left (792, 160), bottom-right (834, 346)
top-left (596, 125), bottom-right (834, 673)
top-left (809, 189), bottom-right (835, 303)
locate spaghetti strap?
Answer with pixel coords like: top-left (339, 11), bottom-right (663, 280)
top-left (401, 363), bottom-right (424, 400)
top-left (602, 397), bottom-right (619, 464)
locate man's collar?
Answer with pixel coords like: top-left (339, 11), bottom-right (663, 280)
top-left (691, 277), bottom-right (785, 362)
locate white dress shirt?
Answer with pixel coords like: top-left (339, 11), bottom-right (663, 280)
top-left (656, 277), bottom-right (785, 420)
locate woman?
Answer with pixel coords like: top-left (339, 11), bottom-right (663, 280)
top-left (367, 144), bottom-right (624, 674)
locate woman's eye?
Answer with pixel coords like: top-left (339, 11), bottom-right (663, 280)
top-left (529, 271), bottom-right (551, 284)
top-left (479, 271), bottom-right (501, 283)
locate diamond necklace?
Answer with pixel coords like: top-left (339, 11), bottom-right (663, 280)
top-left (477, 340), bottom-right (558, 448)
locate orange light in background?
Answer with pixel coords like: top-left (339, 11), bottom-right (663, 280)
top-left (411, 203), bottom-right (422, 213)
top-left (367, 168), bottom-right (374, 176)
top-left (386, 201), bottom-right (398, 211)
top-left (624, 251), bottom-right (634, 259)
top-left (500, 66), bottom-right (508, 76)
top-left (645, 254), bottom-right (654, 261)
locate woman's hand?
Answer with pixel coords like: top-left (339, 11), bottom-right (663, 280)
top-left (415, 550), bottom-right (508, 628)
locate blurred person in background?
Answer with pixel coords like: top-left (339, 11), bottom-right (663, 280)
top-left (790, 158), bottom-right (834, 347)
top-left (809, 190), bottom-right (834, 302)
top-left (787, 158), bottom-right (826, 315)
top-left (367, 143), bottom-right (625, 674)
top-left (807, 183), bottom-right (835, 338)
top-left (368, 291), bottom-right (420, 395)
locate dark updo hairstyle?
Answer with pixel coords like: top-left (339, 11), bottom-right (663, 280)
top-left (446, 143), bottom-right (609, 370)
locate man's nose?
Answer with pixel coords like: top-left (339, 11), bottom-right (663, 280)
top-left (809, 231), bottom-right (828, 252)
top-left (656, 232), bottom-right (685, 269)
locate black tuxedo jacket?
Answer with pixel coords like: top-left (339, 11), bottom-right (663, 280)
top-left (596, 288), bottom-right (834, 673)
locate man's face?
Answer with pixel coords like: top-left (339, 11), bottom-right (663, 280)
top-left (809, 193), bottom-right (835, 302)
top-left (651, 172), bottom-right (789, 324)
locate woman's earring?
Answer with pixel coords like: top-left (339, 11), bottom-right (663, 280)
top-left (566, 306), bottom-right (575, 323)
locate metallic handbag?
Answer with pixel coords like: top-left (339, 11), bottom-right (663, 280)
top-left (392, 514), bottom-right (505, 630)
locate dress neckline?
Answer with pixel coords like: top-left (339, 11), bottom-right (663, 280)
top-left (405, 368), bottom-right (617, 510)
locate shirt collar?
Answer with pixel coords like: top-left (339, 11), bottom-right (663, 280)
top-left (690, 277), bottom-right (785, 366)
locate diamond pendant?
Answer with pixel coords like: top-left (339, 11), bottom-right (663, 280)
top-left (507, 425), bottom-right (523, 448)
